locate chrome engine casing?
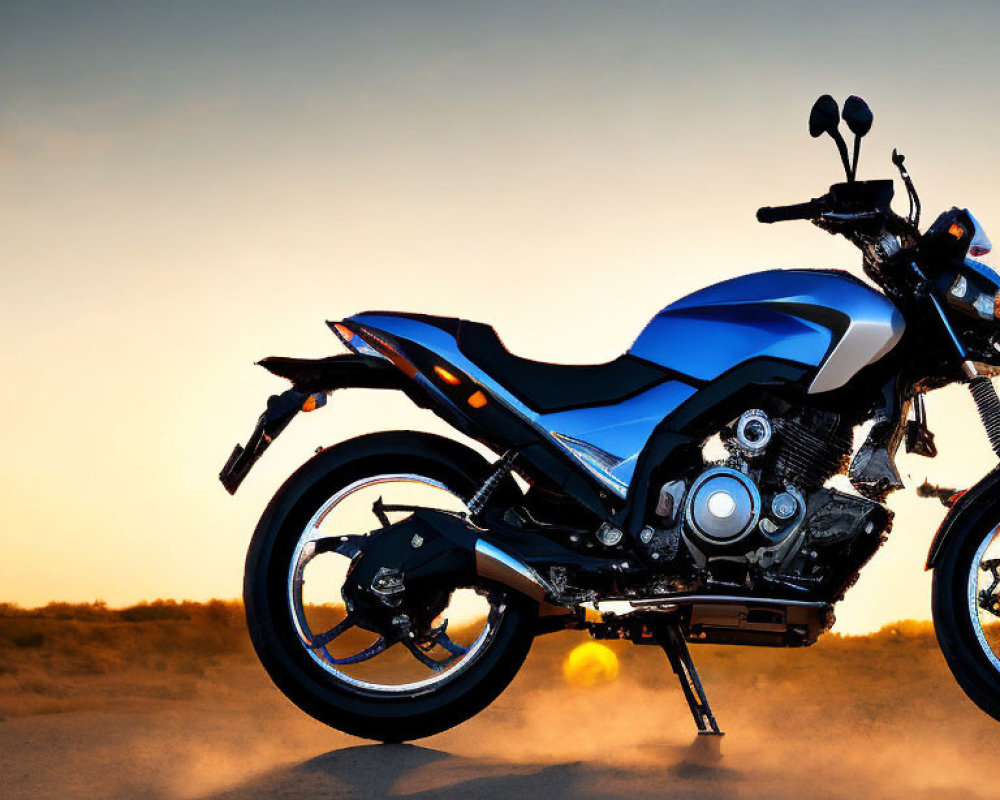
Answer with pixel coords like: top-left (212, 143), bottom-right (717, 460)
top-left (684, 467), bottom-right (761, 547)
top-left (647, 404), bottom-right (890, 602)
top-left (680, 465), bottom-right (807, 567)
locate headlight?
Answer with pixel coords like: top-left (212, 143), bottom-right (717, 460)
top-left (974, 292), bottom-right (996, 319)
top-left (949, 274), bottom-right (1000, 320)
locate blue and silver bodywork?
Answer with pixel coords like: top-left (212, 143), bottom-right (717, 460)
top-left (347, 269), bottom-right (904, 499)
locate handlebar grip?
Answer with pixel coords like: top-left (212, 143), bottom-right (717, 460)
top-left (756, 200), bottom-right (822, 224)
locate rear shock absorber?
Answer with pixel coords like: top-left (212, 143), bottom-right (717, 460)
top-left (969, 375), bottom-right (1000, 459)
top-left (468, 451), bottom-right (517, 516)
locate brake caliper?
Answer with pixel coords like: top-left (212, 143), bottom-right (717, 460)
top-left (979, 559), bottom-right (1000, 618)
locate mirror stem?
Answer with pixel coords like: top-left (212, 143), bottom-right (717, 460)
top-left (830, 130), bottom-right (853, 182)
top-left (851, 136), bottom-right (861, 181)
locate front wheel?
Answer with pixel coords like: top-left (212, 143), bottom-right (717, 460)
top-left (244, 431), bottom-right (537, 742)
top-left (932, 506), bottom-right (1000, 723)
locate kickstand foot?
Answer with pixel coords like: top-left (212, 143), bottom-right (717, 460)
top-left (659, 624), bottom-right (724, 737)
top-left (686, 731), bottom-right (724, 765)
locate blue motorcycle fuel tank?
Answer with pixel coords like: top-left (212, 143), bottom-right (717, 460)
top-left (629, 269), bottom-right (904, 395)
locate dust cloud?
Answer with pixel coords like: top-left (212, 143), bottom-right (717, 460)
top-left (0, 603), bottom-right (994, 800)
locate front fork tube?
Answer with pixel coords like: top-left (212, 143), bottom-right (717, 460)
top-left (911, 261), bottom-right (1000, 460)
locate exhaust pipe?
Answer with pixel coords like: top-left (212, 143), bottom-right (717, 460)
top-left (474, 539), bottom-right (555, 602)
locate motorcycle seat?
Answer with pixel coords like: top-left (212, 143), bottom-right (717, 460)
top-left (361, 312), bottom-right (671, 414)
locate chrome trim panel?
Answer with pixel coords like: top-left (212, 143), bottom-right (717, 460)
top-left (808, 304), bottom-right (905, 394)
top-left (628, 594), bottom-right (828, 609)
top-left (550, 431), bottom-right (628, 496)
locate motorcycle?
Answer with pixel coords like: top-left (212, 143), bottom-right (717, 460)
top-left (221, 94), bottom-right (1000, 741)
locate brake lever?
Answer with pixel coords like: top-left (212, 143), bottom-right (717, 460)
top-left (892, 149), bottom-right (921, 228)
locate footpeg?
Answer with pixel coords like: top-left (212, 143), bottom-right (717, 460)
top-left (659, 624), bottom-right (723, 736)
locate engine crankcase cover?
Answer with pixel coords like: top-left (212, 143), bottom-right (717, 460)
top-left (685, 467), bottom-right (761, 549)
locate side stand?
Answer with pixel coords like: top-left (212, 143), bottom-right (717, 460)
top-left (659, 624), bottom-right (723, 736)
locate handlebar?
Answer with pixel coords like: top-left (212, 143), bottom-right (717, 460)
top-left (756, 199), bottom-right (826, 224)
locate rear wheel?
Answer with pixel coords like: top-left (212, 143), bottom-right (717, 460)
top-left (244, 431), bottom-right (537, 742)
top-left (932, 508), bottom-right (1000, 723)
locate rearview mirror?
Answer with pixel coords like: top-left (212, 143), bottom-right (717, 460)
top-left (843, 96), bottom-right (874, 180)
top-left (808, 95), bottom-right (853, 181)
top-left (842, 96), bottom-right (873, 137)
top-left (809, 95), bottom-right (841, 138)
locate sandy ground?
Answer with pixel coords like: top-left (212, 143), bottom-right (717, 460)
top-left (0, 605), bottom-right (996, 800)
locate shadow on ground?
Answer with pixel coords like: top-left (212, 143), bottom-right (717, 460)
top-left (201, 740), bottom-right (737, 800)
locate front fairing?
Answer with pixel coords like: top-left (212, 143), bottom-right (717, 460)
top-left (934, 258), bottom-right (1000, 365)
top-left (962, 258), bottom-right (1000, 293)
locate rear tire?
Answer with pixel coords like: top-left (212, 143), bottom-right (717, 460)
top-left (244, 431), bottom-right (536, 742)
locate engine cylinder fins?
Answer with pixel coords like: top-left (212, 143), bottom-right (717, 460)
top-left (684, 467), bottom-right (761, 548)
top-left (734, 409), bottom-right (773, 456)
top-left (772, 412), bottom-right (853, 489)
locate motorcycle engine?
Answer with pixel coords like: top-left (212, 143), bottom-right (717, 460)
top-left (648, 406), bottom-right (891, 600)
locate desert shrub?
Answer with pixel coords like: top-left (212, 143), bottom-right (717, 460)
top-left (118, 600), bottom-right (191, 623)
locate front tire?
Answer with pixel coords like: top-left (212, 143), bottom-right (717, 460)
top-left (244, 431), bottom-right (537, 742)
top-left (932, 506), bottom-right (1000, 723)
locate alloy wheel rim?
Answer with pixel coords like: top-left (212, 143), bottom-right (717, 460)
top-left (286, 473), bottom-right (505, 694)
top-left (968, 527), bottom-right (1000, 673)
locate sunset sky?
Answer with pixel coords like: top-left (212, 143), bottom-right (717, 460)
top-left (3, 0), bottom-right (1000, 633)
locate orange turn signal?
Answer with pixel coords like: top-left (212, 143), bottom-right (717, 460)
top-left (434, 365), bottom-right (461, 385)
top-left (301, 393), bottom-right (327, 412)
top-left (467, 390), bottom-right (488, 409)
top-left (949, 223), bottom-right (966, 240)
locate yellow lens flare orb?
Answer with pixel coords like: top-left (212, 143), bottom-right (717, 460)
top-left (563, 641), bottom-right (619, 688)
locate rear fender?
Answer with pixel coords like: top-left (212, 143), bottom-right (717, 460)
top-left (257, 354), bottom-right (409, 394)
top-left (925, 468), bottom-right (1000, 569)
top-left (220, 354), bottom-right (417, 495)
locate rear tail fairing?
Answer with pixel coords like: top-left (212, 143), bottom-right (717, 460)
top-left (339, 313), bottom-right (700, 502)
